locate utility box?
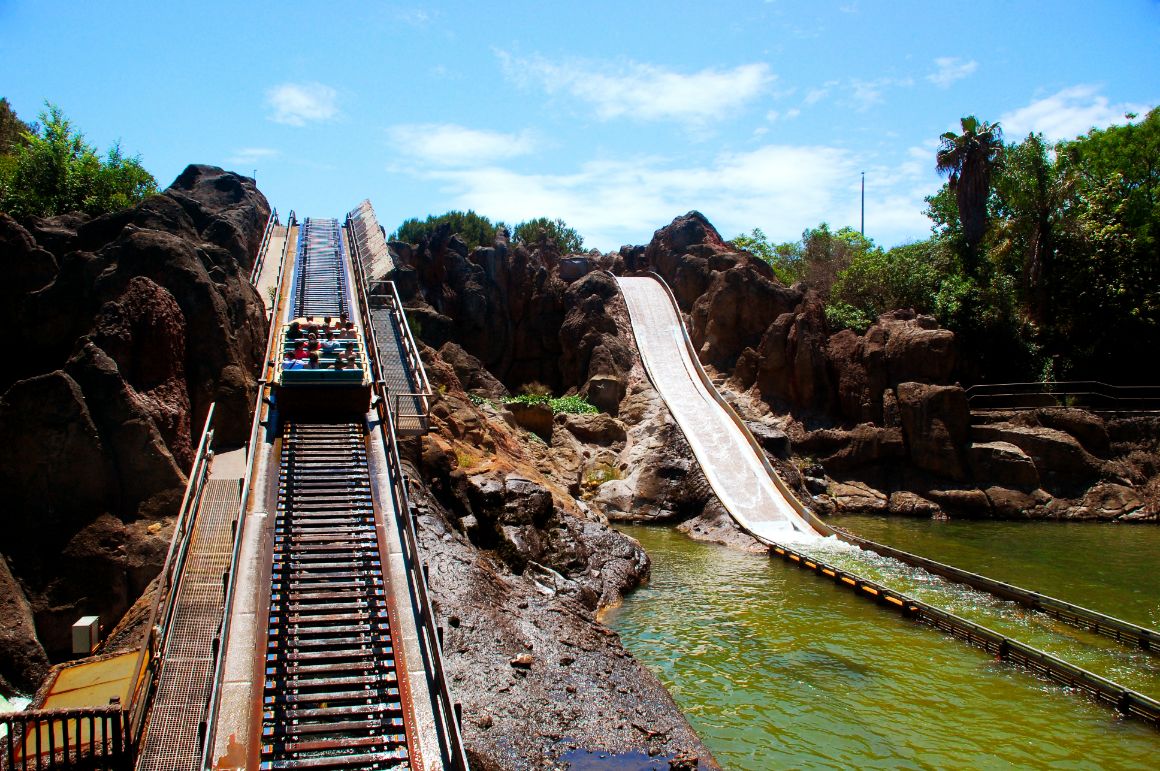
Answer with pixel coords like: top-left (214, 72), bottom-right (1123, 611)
top-left (72, 616), bottom-right (100, 655)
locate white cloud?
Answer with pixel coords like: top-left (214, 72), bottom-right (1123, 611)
top-left (387, 123), bottom-right (538, 167)
top-left (226, 147), bottom-right (280, 166)
top-left (927, 57), bottom-right (978, 88)
top-left (265, 82), bottom-right (339, 126)
top-left (1000, 85), bottom-right (1149, 141)
top-left (803, 87), bottom-right (830, 106)
top-left (389, 144), bottom-right (935, 250)
top-left (499, 53), bottom-right (773, 125)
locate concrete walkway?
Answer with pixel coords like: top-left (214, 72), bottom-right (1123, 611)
top-left (617, 276), bottom-right (816, 542)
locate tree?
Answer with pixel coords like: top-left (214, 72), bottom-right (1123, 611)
top-left (0, 102), bottom-right (156, 218)
top-left (936, 115), bottom-right (1003, 271)
top-left (392, 210), bottom-right (499, 250)
top-left (993, 133), bottom-right (1074, 321)
top-left (728, 227), bottom-right (800, 284)
top-left (512, 217), bottom-right (584, 254)
top-left (0, 98), bottom-right (33, 155)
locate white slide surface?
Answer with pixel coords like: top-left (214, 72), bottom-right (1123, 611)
top-left (618, 276), bottom-right (817, 542)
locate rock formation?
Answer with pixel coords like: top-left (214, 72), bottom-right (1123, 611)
top-left (637, 211), bottom-right (1158, 522)
top-left (0, 165), bottom-right (268, 684)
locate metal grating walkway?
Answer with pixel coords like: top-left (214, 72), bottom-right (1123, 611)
top-left (369, 305), bottom-right (426, 435)
top-left (137, 479), bottom-right (241, 771)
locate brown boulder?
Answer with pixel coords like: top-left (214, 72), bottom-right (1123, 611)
top-left (507, 401), bottom-right (554, 440)
top-left (755, 293), bottom-right (834, 412)
top-left (826, 480), bottom-right (888, 514)
top-left (0, 371), bottom-right (113, 577)
top-left (1070, 483), bottom-right (1146, 521)
top-left (561, 413), bottom-right (627, 445)
top-left (967, 441), bottom-right (1040, 489)
top-left (439, 341), bottom-right (508, 399)
top-left (888, 491), bottom-right (942, 518)
top-left (983, 486), bottom-right (1045, 518)
top-left (924, 487), bottom-right (992, 518)
top-left (1035, 408), bottom-right (1111, 457)
top-left (0, 556), bottom-right (49, 696)
top-left (896, 383), bottom-right (970, 480)
top-left (971, 422), bottom-right (1103, 494)
top-left (797, 423), bottom-right (905, 471)
top-left (882, 313), bottom-right (956, 383)
top-left (689, 265), bottom-right (801, 369)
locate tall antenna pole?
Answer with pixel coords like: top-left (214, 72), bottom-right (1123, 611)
top-left (860, 171), bottom-right (865, 237)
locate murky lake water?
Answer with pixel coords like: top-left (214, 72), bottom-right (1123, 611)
top-left (607, 522), bottom-right (1160, 770)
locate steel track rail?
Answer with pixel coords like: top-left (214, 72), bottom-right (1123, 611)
top-left (261, 421), bottom-right (412, 770)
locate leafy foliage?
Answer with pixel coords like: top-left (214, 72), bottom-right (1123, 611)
top-left (829, 107), bottom-right (1159, 383)
top-left (729, 227), bottom-right (800, 284)
top-left (392, 210), bottom-right (499, 250)
top-left (0, 102), bottom-right (156, 218)
top-left (0, 98), bottom-right (33, 155)
top-left (512, 217), bottom-right (584, 254)
top-left (501, 392), bottom-right (599, 415)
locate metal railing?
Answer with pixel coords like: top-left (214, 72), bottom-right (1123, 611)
top-left (372, 373), bottom-right (470, 770)
top-left (368, 279), bottom-right (432, 428)
top-left (348, 218), bottom-right (468, 769)
top-left (624, 271), bottom-right (1160, 727)
top-left (199, 243), bottom-right (291, 769)
top-left (344, 208), bottom-right (431, 430)
top-left (1, 705), bottom-right (132, 770)
top-left (126, 405), bottom-right (217, 749)
top-left (249, 208), bottom-right (279, 286)
top-left (965, 381), bottom-right (1160, 411)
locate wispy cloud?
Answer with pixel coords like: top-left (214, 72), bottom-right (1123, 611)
top-left (847, 77), bottom-right (913, 111)
top-left (226, 147), bottom-right (280, 166)
top-left (927, 57), bottom-right (978, 88)
top-left (498, 52), bottom-right (773, 125)
top-left (1000, 85), bottom-right (1149, 141)
top-left (390, 143), bottom-right (931, 250)
top-left (387, 123), bottom-right (538, 167)
top-left (265, 82), bottom-right (339, 126)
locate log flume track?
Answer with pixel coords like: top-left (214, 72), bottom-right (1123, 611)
top-left (262, 421), bottom-right (410, 769)
top-left (616, 272), bottom-right (1160, 729)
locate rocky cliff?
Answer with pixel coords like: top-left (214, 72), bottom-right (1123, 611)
top-left (637, 211), bottom-right (1158, 523)
top-left (0, 165), bottom-right (268, 694)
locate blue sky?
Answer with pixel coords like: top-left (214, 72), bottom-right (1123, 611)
top-left (3, 1), bottom-right (1157, 251)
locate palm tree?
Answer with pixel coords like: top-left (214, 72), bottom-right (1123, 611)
top-left (936, 116), bottom-right (1003, 272)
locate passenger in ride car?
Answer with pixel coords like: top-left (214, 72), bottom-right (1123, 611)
top-left (340, 321), bottom-right (357, 339)
top-left (305, 351), bottom-right (322, 369)
top-left (293, 341), bottom-right (308, 360)
top-left (322, 331), bottom-right (341, 354)
top-left (282, 351), bottom-right (304, 369)
top-left (332, 353), bottom-right (348, 371)
top-left (287, 321), bottom-right (304, 340)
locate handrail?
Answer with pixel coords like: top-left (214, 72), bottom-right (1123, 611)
top-left (1, 704), bottom-right (133, 770)
top-left (373, 380), bottom-right (470, 769)
top-left (200, 234), bottom-right (292, 769)
top-left (249, 207), bottom-right (278, 286)
top-left (633, 271), bottom-right (1160, 652)
top-left (618, 272), bottom-right (1160, 724)
top-left (127, 403), bottom-right (217, 748)
top-left (264, 210), bottom-right (297, 323)
top-left (348, 216), bottom-right (469, 769)
top-left (965, 381), bottom-right (1160, 411)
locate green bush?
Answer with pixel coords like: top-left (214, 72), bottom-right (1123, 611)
top-left (512, 217), bottom-right (584, 254)
top-left (392, 210), bottom-right (499, 250)
top-left (500, 392), bottom-right (599, 415)
top-left (0, 102), bottom-right (156, 218)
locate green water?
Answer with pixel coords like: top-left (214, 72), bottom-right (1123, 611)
top-left (607, 525), bottom-right (1160, 770)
